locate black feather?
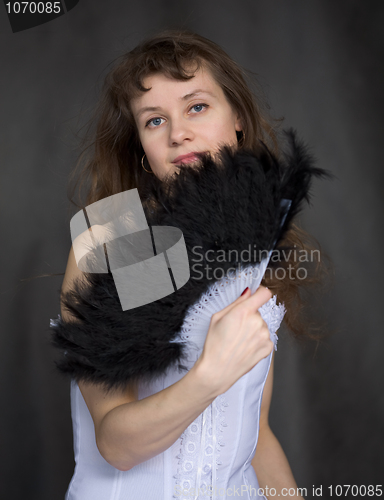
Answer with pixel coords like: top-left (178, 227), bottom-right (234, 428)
top-left (50, 130), bottom-right (331, 390)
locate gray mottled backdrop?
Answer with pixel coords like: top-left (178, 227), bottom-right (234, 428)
top-left (1, 1), bottom-right (383, 499)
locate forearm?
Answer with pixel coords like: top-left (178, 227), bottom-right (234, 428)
top-left (251, 425), bottom-right (304, 500)
top-left (97, 359), bottom-right (218, 471)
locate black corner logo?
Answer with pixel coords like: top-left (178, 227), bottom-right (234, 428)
top-left (3, 0), bottom-right (79, 33)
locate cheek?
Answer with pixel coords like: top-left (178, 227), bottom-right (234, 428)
top-left (142, 139), bottom-right (161, 164)
top-left (205, 120), bottom-right (238, 146)
top-left (143, 140), bottom-right (173, 179)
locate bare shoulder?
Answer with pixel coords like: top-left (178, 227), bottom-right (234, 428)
top-left (61, 245), bottom-right (85, 294)
top-left (60, 244), bottom-right (91, 323)
top-left (61, 245), bottom-right (138, 427)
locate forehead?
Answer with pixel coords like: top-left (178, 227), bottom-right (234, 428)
top-left (130, 67), bottom-right (224, 113)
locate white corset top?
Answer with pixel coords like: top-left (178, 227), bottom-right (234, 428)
top-left (61, 259), bottom-right (286, 500)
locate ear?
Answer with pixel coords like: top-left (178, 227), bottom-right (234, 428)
top-left (235, 114), bottom-right (243, 132)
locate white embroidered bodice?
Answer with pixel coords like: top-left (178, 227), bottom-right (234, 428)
top-left (60, 259), bottom-right (286, 500)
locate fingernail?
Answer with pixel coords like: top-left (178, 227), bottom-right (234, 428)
top-left (241, 287), bottom-right (249, 296)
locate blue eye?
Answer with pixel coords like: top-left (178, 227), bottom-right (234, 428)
top-left (191, 103), bottom-right (208, 113)
top-left (146, 117), bottom-right (164, 128)
top-left (145, 103), bottom-right (208, 128)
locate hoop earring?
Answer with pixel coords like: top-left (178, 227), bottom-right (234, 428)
top-left (141, 154), bottom-right (153, 174)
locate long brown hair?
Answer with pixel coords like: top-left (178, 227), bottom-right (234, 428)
top-left (66, 30), bottom-right (331, 340)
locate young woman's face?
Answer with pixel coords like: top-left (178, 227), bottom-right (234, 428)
top-left (131, 66), bottom-right (243, 179)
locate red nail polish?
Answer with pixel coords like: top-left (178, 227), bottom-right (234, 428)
top-left (241, 287), bottom-right (249, 296)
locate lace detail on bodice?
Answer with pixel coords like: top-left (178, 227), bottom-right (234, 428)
top-left (174, 394), bottom-right (229, 499)
top-left (172, 263), bottom-right (286, 499)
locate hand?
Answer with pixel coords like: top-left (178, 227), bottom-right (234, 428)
top-left (196, 286), bottom-right (274, 396)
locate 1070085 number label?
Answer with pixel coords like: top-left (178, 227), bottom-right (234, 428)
top-left (328, 485), bottom-right (382, 496)
top-left (5, 2), bottom-right (61, 14)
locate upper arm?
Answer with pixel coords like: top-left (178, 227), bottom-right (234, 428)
top-left (60, 245), bottom-right (86, 322)
top-left (78, 379), bottom-right (138, 437)
top-left (61, 245), bottom-right (138, 434)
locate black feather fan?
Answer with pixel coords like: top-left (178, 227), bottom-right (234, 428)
top-left (50, 129), bottom-right (330, 390)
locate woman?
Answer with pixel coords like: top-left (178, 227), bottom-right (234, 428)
top-left (52, 30), bottom-right (327, 499)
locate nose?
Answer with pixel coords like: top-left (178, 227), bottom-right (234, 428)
top-left (168, 118), bottom-right (195, 146)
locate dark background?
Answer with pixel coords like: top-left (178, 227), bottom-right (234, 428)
top-left (1, 1), bottom-right (383, 499)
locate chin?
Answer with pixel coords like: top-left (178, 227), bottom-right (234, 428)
top-left (156, 166), bottom-right (177, 181)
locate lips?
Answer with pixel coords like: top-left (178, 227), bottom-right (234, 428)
top-left (171, 152), bottom-right (206, 164)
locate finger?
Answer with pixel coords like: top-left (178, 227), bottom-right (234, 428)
top-left (212, 286), bottom-right (251, 321)
top-left (243, 285), bottom-right (273, 311)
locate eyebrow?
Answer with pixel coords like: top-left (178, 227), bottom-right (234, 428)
top-left (136, 89), bottom-right (217, 119)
